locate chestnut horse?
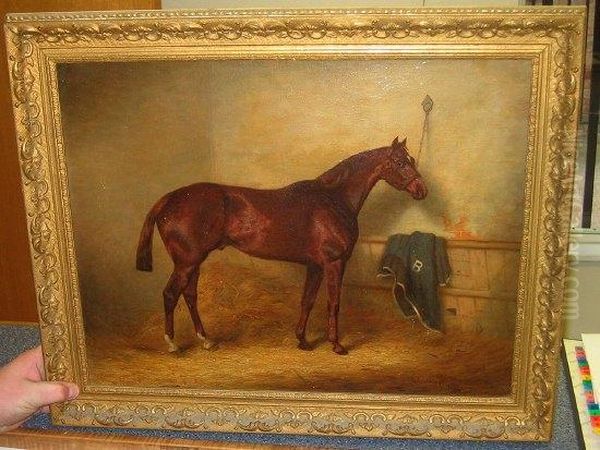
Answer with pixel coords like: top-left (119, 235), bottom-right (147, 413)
top-left (136, 137), bottom-right (427, 355)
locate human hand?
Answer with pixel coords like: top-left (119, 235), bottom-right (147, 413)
top-left (0, 346), bottom-right (79, 432)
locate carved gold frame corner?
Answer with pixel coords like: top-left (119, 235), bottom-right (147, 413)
top-left (4, 7), bottom-right (586, 441)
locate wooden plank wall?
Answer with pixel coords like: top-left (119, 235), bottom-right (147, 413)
top-left (0, 0), bottom-right (160, 323)
top-left (441, 241), bottom-right (519, 337)
top-left (345, 239), bottom-right (520, 337)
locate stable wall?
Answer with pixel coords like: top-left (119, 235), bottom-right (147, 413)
top-left (55, 58), bottom-right (531, 333)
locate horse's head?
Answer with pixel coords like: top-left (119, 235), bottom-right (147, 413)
top-left (381, 137), bottom-right (427, 200)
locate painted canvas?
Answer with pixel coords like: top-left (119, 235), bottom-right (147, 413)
top-left (58, 57), bottom-right (530, 397)
top-left (8, 7), bottom-right (586, 439)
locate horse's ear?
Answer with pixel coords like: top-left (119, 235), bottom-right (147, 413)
top-left (401, 137), bottom-right (407, 146)
top-left (391, 136), bottom-right (399, 148)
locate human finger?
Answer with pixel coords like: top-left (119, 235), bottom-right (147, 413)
top-left (22, 381), bottom-right (79, 411)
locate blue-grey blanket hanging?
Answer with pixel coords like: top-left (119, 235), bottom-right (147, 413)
top-left (378, 232), bottom-right (451, 331)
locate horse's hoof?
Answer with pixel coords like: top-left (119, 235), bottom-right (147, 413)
top-left (297, 340), bottom-right (312, 351)
top-left (202, 339), bottom-right (216, 350)
top-left (197, 333), bottom-right (216, 350)
top-left (333, 344), bottom-right (348, 355)
top-left (164, 335), bottom-right (179, 353)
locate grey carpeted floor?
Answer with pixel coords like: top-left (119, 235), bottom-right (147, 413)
top-left (0, 324), bottom-right (584, 449)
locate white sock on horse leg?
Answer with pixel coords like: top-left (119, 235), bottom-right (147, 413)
top-left (164, 334), bottom-right (179, 353)
top-left (196, 332), bottom-right (215, 350)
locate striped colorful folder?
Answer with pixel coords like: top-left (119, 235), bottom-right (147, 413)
top-left (575, 346), bottom-right (600, 434)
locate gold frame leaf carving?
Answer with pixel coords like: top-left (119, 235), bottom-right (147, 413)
top-left (4, 7), bottom-right (585, 441)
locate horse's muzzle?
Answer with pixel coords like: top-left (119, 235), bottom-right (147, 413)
top-left (406, 178), bottom-right (428, 200)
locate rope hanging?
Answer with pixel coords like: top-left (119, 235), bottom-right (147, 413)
top-left (416, 94), bottom-right (433, 167)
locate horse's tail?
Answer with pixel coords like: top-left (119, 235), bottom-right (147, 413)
top-left (136, 198), bottom-right (164, 272)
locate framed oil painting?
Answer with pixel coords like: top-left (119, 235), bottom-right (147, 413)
top-left (5, 7), bottom-right (585, 441)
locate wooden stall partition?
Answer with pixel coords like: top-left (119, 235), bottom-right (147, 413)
top-left (352, 239), bottom-right (521, 338)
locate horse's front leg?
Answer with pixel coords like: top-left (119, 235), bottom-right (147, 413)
top-left (296, 264), bottom-right (323, 350)
top-left (324, 259), bottom-right (347, 355)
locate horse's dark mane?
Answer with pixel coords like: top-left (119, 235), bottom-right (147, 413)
top-left (317, 147), bottom-right (388, 188)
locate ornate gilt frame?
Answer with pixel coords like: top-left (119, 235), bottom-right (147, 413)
top-left (4, 7), bottom-right (585, 441)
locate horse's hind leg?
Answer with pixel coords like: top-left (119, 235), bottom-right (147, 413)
top-left (182, 263), bottom-right (215, 350)
top-left (163, 265), bottom-right (199, 353)
top-left (162, 269), bottom-right (188, 353)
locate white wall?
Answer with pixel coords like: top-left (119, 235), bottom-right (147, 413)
top-left (564, 231), bottom-right (600, 339)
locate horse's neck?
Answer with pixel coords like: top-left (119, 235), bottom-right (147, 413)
top-left (318, 150), bottom-right (385, 215)
top-left (338, 164), bottom-right (383, 214)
